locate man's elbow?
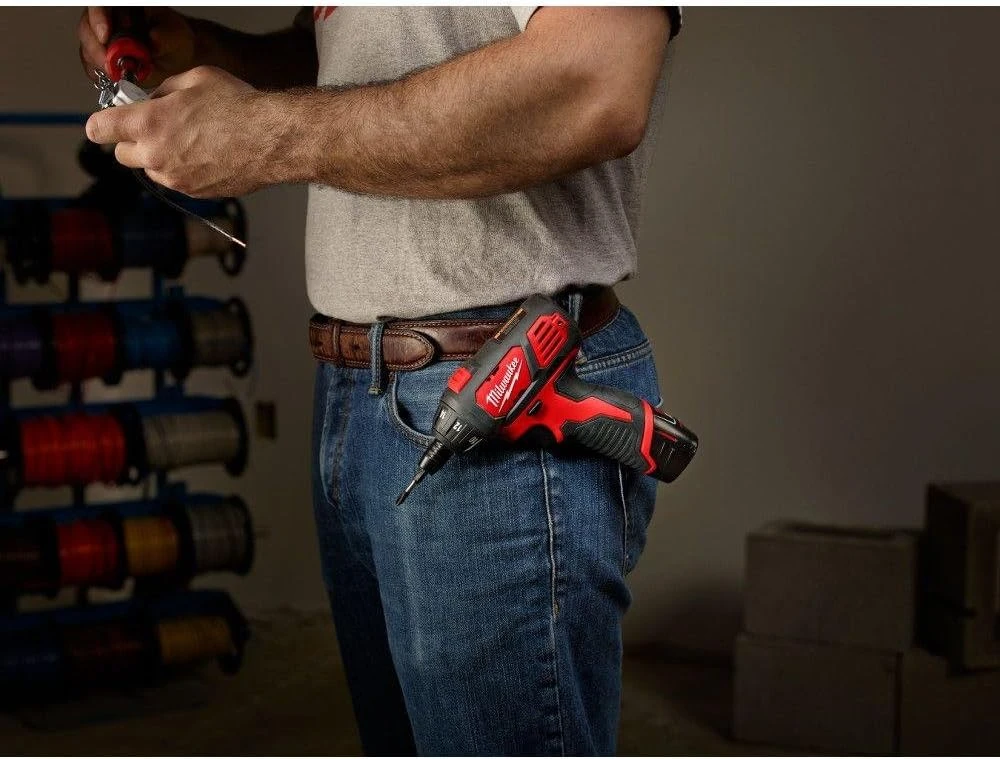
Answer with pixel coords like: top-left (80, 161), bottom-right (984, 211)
top-left (587, 92), bottom-right (651, 161)
top-left (603, 99), bottom-right (650, 158)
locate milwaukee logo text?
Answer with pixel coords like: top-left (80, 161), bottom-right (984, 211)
top-left (486, 357), bottom-right (522, 410)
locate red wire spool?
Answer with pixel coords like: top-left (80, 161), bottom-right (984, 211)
top-left (48, 207), bottom-right (116, 275)
top-left (19, 413), bottom-right (127, 487)
top-left (56, 519), bottom-right (121, 587)
top-left (62, 620), bottom-right (151, 685)
top-left (49, 312), bottom-right (119, 383)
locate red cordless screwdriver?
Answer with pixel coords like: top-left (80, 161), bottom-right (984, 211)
top-left (396, 294), bottom-right (698, 504)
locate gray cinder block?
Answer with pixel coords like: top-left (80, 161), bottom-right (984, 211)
top-left (735, 636), bottom-right (1000, 755)
top-left (733, 633), bottom-right (898, 754)
top-left (900, 647), bottom-right (1000, 754)
top-left (921, 483), bottom-right (1000, 669)
top-left (745, 521), bottom-right (917, 650)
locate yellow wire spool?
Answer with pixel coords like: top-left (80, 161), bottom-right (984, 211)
top-left (123, 516), bottom-right (180, 578)
top-left (156, 615), bottom-right (235, 667)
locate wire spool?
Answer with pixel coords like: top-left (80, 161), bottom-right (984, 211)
top-left (46, 311), bottom-right (121, 385)
top-left (0, 632), bottom-right (64, 694)
top-left (122, 515), bottom-right (180, 578)
top-left (19, 413), bottom-right (128, 487)
top-left (62, 620), bottom-right (152, 685)
top-left (119, 203), bottom-right (187, 278)
top-left (49, 206), bottom-right (119, 280)
top-left (187, 300), bottom-right (252, 375)
top-left (5, 199), bottom-right (51, 284)
top-left (0, 523), bottom-right (54, 592)
top-left (140, 407), bottom-right (245, 474)
top-left (0, 317), bottom-right (45, 380)
top-left (56, 518), bottom-right (121, 587)
top-left (182, 499), bottom-right (253, 575)
top-left (120, 313), bottom-right (183, 371)
top-left (155, 615), bottom-right (235, 668)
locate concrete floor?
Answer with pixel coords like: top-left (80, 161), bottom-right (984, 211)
top-left (0, 610), bottom-right (795, 755)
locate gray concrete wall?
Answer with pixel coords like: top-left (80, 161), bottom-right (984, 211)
top-left (1, 7), bottom-right (997, 653)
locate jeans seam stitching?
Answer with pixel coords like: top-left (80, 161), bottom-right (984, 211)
top-left (539, 449), bottom-right (566, 756)
top-left (328, 373), bottom-right (353, 510)
top-left (618, 464), bottom-right (629, 575)
top-left (577, 342), bottom-right (652, 376)
top-left (318, 373), bottom-right (336, 510)
top-left (386, 373), bottom-right (437, 450)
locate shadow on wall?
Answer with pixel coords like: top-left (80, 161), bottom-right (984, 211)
top-left (622, 7), bottom-right (1000, 652)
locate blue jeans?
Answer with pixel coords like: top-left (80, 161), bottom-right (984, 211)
top-left (311, 298), bottom-right (662, 755)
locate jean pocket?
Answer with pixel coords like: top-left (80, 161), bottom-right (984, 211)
top-left (576, 306), bottom-right (663, 406)
top-left (577, 340), bottom-right (664, 576)
top-left (386, 361), bottom-right (458, 450)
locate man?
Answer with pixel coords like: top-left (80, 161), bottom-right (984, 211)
top-left (80, 6), bottom-right (680, 754)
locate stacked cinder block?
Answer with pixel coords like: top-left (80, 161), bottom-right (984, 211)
top-left (734, 486), bottom-right (1000, 755)
top-left (734, 522), bottom-right (918, 754)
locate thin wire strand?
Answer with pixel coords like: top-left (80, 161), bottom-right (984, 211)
top-left (132, 170), bottom-right (246, 249)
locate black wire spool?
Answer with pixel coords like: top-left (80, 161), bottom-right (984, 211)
top-left (0, 518), bottom-right (58, 595)
top-left (139, 400), bottom-right (248, 477)
top-left (5, 200), bottom-right (52, 285)
top-left (60, 617), bottom-right (156, 688)
top-left (0, 627), bottom-right (66, 699)
top-left (172, 496), bottom-right (254, 578)
top-left (169, 297), bottom-right (253, 379)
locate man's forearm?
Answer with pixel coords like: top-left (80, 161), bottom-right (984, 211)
top-left (257, 8), bottom-right (669, 199)
top-left (188, 17), bottom-right (316, 90)
top-left (83, 7), bottom-right (668, 200)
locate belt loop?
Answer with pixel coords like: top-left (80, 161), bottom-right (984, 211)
top-left (567, 291), bottom-right (584, 323)
top-left (330, 321), bottom-right (342, 367)
top-left (368, 319), bottom-right (388, 395)
top-left (566, 290), bottom-right (587, 364)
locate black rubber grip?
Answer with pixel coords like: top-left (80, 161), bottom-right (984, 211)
top-left (563, 416), bottom-right (648, 472)
top-left (555, 370), bottom-right (649, 472)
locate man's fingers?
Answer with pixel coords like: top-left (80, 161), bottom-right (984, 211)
top-left (78, 9), bottom-right (107, 78)
top-left (86, 103), bottom-right (150, 145)
top-left (113, 141), bottom-right (143, 169)
top-left (153, 66), bottom-right (211, 97)
top-left (88, 7), bottom-right (110, 45)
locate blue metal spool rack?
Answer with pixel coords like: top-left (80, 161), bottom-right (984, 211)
top-left (0, 113), bottom-right (252, 695)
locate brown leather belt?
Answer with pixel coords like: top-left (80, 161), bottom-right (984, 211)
top-left (309, 287), bottom-right (620, 372)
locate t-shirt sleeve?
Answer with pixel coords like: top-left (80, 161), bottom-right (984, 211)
top-left (510, 6), bottom-right (539, 32)
top-left (510, 6), bottom-right (683, 39)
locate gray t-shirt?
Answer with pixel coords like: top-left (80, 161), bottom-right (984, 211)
top-left (302, 6), bottom-right (677, 322)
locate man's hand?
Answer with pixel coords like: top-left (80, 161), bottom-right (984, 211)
top-left (85, 66), bottom-right (275, 198)
top-left (83, 8), bottom-right (670, 201)
top-left (79, 7), bottom-right (197, 87)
